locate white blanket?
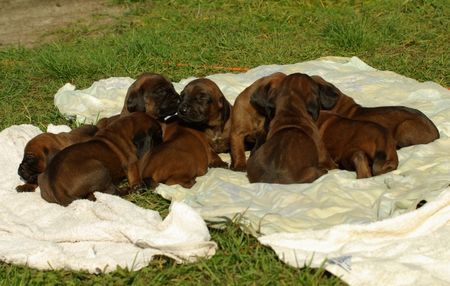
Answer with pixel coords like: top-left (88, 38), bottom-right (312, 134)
top-left (0, 125), bottom-right (216, 273)
top-left (54, 57), bottom-right (450, 284)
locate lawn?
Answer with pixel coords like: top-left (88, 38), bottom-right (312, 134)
top-left (0, 0), bottom-right (448, 285)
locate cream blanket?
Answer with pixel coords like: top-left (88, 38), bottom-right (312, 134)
top-left (54, 57), bottom-right (450, 285)
top-left (0, 124), bottom-right (216, 273)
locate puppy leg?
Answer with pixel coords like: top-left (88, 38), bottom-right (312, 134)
top-left (372, 151), bottom-right (398, 176)
top-left (16, 183), bottom-right (38, 192)
top-left (298, 167), bottom-right (328, 183)
top-left (318, 153), bottom-right (338, 170)
top-left (316, 139), bottom-right (338, 170)
top-left (208, 149), bottom-right (228, 168)
top-left (166, 176), bottom-right (196, 189)
top-left (230, 133), bottom-right (247, 171)
top-left (125, 161), bottom-right (145, 191)
top-left (351, 151), bottom-right (372, 179)
top-left (395, 118), bottom-right (439, 147)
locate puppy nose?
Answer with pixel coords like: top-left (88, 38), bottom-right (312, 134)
top-left (179, 105), bottom-right (189, 115)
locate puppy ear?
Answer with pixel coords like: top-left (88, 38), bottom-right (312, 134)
top-left (220, 96), bottom-right (232, 125)
top-left (132, 131), bottom-right (148, 158)
top-left (126, 90), bottom-right (146, 113)
top-left (318, 83), bottom-right (339, 110)
top-left (250, 84), bottom-right (272, 115)
top-left (306, 99), bottom-right (320, 121)
top-left (133, 124), bottom-right (162, 159)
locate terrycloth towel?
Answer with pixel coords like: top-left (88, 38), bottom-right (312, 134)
top-left (0, 124), bottom-right (216, 273)
top-left (54, 57), bottom-right (450, 285)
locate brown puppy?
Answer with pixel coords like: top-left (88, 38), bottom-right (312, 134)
top-left (16, 124), bottom-right (98, 193)
top-left (139, 117), bottom-right (227, 189)
top-left (39, 112), bottom-right (162, 206)
top-left (317, 111), bottom-right (398, 178)
top-left (121, 72), bottom-right (181, 119)
top-left (177, 78), bottom-right (232, 154)
top-left (312, 75), bottom-right (439, 148)
top-left (229, 72), bottom-right (287, 171)
top-left (246, 73), bottom-right (338, 184)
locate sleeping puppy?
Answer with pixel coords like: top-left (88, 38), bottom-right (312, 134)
top-left (139, 117), bottom-right (227, 189)
top-left (312, 75), bottom-right (439, 148)
top-left (16, 124), bottom-right (98, 193)
top-left (317, 111), bottom-right (398, 178)
top-left (121, 72), bottom-right (181, 120)
top-left (246, 73), bottom-right (338, 184)
top-left (177, 78), bottom-right (232, 154)
top-left (229, 72), bottom-right (286, 171)
top-left (39, 112), bottom-right (162, 206)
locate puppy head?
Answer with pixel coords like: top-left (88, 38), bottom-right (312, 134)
top-left (18, 134), bottom-right (59, 183)
top-left (124, 73), bottom-right (181, 119)
top-left (310, 75), bottom-right (340, 110)
top-left (178, 78), bottom-right (231, 129)
top-left (275, 73), bottom-right (339, 120)
top-left (249, 72), bottom-right (287, 120)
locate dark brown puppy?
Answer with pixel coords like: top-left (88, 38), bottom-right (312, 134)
top-left (312, 75), bottom-right (439, 148)
top-left (139, 117), bottom-right (227, 189)
top-left (246, 73), bottom-right (338, 184)
top-left (317, 111), bottom-right (398, 178)
top-left (39, 112), bottom-right (162, 206)
top-left (121, 73), bottom-right (180, 119)
top-left (16, 124), bottom-right (98, 193)
top-left (177, 78), bottom-right (232, 154)
top-left (229, 72), bottom-right (287, 171)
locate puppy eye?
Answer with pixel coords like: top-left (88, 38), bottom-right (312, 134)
top-left (198, 93), bottom-right (211, 103)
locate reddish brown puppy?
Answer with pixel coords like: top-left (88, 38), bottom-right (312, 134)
top-left (317, 111), bottom-right (398, 178)
top-left (16, 124), bottom-right (98, 193)
top-left (312, 75), bottom-right (439, 148)
top-left (229, 72), bottom-right (286, 171)
top-left (177, 78), bottom-right (232, 154)
top-left (39, 112), bottom-right (162, 206)
top-left (139, 117), bottom-right (227, 189)
top-left (246, 73), bottom-right (338, 184)
top-left (121, 72), bottom-right (180, 119)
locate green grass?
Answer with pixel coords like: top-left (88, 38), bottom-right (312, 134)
top-left (0, 0), bottom-right (448, 284)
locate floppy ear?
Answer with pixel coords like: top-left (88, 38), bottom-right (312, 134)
top-left (250, 84), bottom-right (272, 116)
top-left (306, 99), bottom-right (320, 121)
top-left (220, 96), bottom-right (232, 129)
top-left (126, 89), bottom-right (146, 113)
top-left (318, 84), bottom-right (339, 110)
top-left (132, 131), bottom-right (148, 158)
top-left (132, 125), bottom-right (162, 159)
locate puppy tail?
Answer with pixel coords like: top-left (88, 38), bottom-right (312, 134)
top-left (372, 151), bottom-right (398, 176)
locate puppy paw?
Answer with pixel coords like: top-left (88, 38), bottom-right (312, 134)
top-left (130, 183), bottom-right (147, 193)
top-left (210, 160), bottom-right (229, 169)
top-left (230, 163), bottom-right (246, 172)
top-left (143, 177), bottom-right (159, 189)
top-left (16, 183), bottom-right (37, 192)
